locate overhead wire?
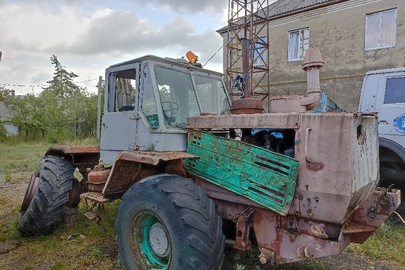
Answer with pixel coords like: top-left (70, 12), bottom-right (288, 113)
top-left (0, 77), bottom-right (99, 88)
top-left (202, 45), bottom-right (223, 68)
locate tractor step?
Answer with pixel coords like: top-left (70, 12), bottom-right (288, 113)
top-left (80, 192), bottom-right (111, 203)
top-left (80, 192), bottom-right (110, 231)
top-left (84, 211), bottom-right (98, 220)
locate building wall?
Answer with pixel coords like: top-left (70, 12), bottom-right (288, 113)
top-left (221, 0), bottom-right (405, 112)
top-left (0, 101), bottom-right (12, 121)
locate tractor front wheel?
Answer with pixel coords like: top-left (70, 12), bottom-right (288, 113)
top-left (115, 174), bottom-right (225, 270)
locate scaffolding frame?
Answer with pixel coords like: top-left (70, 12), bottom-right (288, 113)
top-left (226, 0), bottom-right (270, 107)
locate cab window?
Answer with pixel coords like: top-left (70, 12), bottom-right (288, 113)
top-left (141, 64), bottom-right (160, 128)
top-left (194, 74), bottom-right (230, 114)
top-left (107, 69), bottom-right (136, 112)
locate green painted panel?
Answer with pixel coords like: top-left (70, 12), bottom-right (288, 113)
top-left (184, 130), bottom-right (298, 215)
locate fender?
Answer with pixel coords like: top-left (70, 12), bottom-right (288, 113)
top-left (102, 151), bottom-right (198, 198)
top-left (45, 145), bottom-right (100, 174)
top-left (379, 137), bottom-right (405, 163)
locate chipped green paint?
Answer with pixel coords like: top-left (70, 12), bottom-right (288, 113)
top-left (184, 130), bottom-right (298, 215)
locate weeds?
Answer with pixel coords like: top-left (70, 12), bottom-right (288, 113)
top-left (91, 246), bottom-right (102, 260)
top-left (347, 219), bottom-right (405, 264)
top-left (1, 142), bottom-right (405, 269)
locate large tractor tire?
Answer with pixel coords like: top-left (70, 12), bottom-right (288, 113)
top-left (18, 156), bottom-right (75, 235)
top-left (115, 174), bottom-right (225, 270)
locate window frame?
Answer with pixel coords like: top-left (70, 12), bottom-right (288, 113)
top-left (288, 28), bottom-right (309, 62)
top-left (365, 8), bottom-right (397, 51)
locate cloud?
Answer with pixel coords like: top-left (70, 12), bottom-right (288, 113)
top-left (0, 1), bottom-right (227, 95)
top-left (47, 11), bottom-right (222, 61)
top-left (120, 0), bottom-right (227, 15)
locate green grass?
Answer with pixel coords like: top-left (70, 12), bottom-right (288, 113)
top-left (1, 200), bottom-right (121, 269)
top-left (347, 219), bottom-right (405, 266)
top-left (0, 138), bottom-right (99, 183)
top-left (0, 142), bottom-right (50, 183)
top-left (1, 141), bottom-right (405, 269)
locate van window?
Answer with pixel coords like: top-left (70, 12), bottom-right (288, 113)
top-left (384, 77), bottom-right (405, 104)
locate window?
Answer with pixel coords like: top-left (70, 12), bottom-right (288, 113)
top-left (141, 64), bottom-right (160, 128)
top-left (154, 66), bottom-right (199, 128)
top-left (194, 74), bottom-right (230, 114)
top-left (365, 9), bottom-right (396, 50)
top-left (288, 28), bottom-right (309, 61)
top-left (107, 69), bottom-right (136, 112)
top-left (384, 77), bottom-right (405, 104)
top-left (253, 37), bottom-right (267, 66)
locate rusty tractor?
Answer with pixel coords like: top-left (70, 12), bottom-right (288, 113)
top-left (18, 49), bottom-right (400, 269)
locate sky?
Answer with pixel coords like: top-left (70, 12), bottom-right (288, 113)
top-left (0, 0), bottom-right (231, 95)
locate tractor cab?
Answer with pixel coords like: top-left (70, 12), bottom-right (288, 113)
top-left (100, 55), bottom-right (231, 165)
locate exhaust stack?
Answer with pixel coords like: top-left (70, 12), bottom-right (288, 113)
top-left (270, 47), bottom-right (324, 113)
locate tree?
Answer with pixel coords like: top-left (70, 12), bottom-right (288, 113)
top-left (4, 55), bottom-right (99, 142)
top-left (45, 55), bottom-right (80, 98)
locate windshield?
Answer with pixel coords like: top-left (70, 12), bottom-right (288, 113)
top-left (154, 65), bottom-right (230, 129)
top-left (154, 65), bottom-right (199, 128)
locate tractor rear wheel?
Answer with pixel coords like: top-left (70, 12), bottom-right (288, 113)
top-left (115, 174), bottom-right (225, 270)
top-left (18, 156), bottom-right (75, 235)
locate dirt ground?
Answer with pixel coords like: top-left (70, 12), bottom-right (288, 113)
top-left (0, 172), bottom-right (398, 270)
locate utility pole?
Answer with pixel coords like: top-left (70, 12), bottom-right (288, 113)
top-left (96, 76), bottom-right (102, 141)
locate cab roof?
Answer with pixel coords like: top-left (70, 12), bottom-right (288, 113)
top-left (108, 54), bottom-right (223, 77)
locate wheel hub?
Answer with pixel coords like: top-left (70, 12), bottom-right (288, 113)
top-left (149, 222), bottom-right (169, 257)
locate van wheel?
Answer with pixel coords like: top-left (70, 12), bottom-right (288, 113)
top-left (115, 174), bottom-right (225, 270)
top-left (18, 156), bottom-right (75, 235)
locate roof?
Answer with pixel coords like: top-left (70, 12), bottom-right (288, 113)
top-left (108, 55), bottom-right (223, 77)
top-left (217, 0), bottom-right (345, 33)
top-left (267, 0), bottom-right (339, 17)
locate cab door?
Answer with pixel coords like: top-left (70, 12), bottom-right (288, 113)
top-left (100, 65), bottom-right (139, 165)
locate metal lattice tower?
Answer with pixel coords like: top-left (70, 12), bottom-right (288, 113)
top-left (226, 0), bottom-right (270, 107)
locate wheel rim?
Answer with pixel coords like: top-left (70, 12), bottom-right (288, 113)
top-left (130, 212), bottom-right (170, 269)
top-left (149, 222), bottom-right (169, 257)
top-left (20, 174), bottom-right (40, 212)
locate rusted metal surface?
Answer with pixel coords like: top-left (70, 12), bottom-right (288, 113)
top-left (188, 110), bottom-right (390, 265)
top-left (187, 112), bottom-right (301, 129)
top-left (87, 170), bottom-right (109, 192)
top-left (194, 177), bottom-right (265, 208)
top-left (342, 188), bottom-right (401, 243)
top-left (20, 174), bottom-right (39, 212)
top-left (45, 145), bottom-right (100, 180)
top-left (185, 130), bottom-right (298, 215)
top-left (233, 207), bottom-right (254, 251)
top-left (66, 179), bottom-right (81, 208)
top-left (102, 151), bottom-right (196, 197)
top-left (80, 192), bottom-right (112, 231)
top-left (45, 145), bottom-right (100, 155)
top-left (80, 192), bottom-right (111, 203)
top-left (115, 151), bottom-right (197, 164)
top-left (231, 98), bottom-right (264, 114)
top-left (88, 170), bottom-right (110, 184)
top-left (203, 177), bottom-right (344, 264)
top-left (190, 112), bottom-right (379, 224)
top-left (291, 113), bottom-right (379, 224)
